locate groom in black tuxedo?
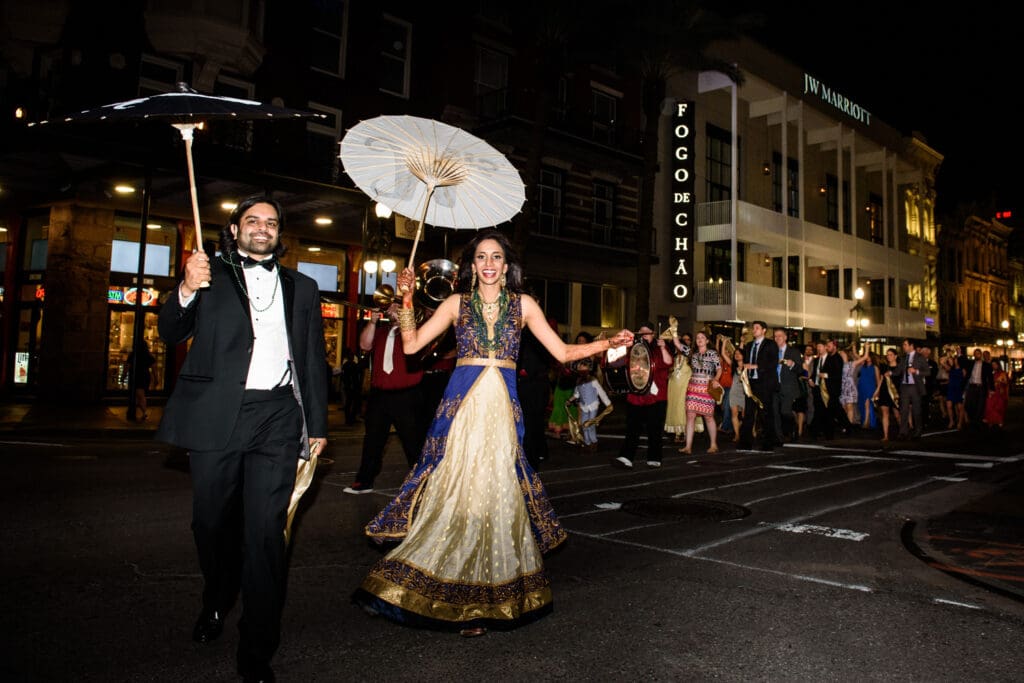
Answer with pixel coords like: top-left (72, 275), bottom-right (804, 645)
top-left (156, 195), bottom-right (328, 683)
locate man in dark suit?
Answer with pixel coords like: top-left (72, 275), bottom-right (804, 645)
top-left (962, 347), bottom-right (994, 429)
top-left (156, 195), bottom-right (328, 683)
top-left (738, 320), bottom-right (779, 450)
top-left (894, 337), bottom-right (931, 439)
top-left (771, 328), bottom-right (804, 442)
top-left (808, 340), bottom-right (844, 439)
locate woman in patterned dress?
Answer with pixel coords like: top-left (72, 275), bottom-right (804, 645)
top-left (679, 331), bottom-right (722, 454)
top-left (839, 347), bottom-right (859, 426)
top-left (353, 229), bottom-right (632, 637)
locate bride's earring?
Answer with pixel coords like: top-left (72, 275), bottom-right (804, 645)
top-left (471, 269), bottom-right (477, 289)
top-left (500, 273), bottom-right (506, 288)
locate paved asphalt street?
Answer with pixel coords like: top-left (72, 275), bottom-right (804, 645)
top-left (1, 395), bottom-right (1023, 681)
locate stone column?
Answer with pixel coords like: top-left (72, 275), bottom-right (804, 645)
top-left (36, 203), bottom-right (114, 404)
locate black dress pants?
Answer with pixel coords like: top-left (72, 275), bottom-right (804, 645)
top-left (518, 377), bottom-right (551, 470)
top-left (619, 400), bottom-right (667, 463)
top-left (740, 379), bottom-right (776, 448)
top-left (355, 385), bottom-right (426, 486)
top-left (189, 387), bottom-right (303, 672)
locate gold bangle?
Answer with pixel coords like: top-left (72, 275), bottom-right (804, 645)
top-left (396, 307), bottom-right (417, 332)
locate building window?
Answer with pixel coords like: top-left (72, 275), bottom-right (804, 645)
top-left (866, 193), bottom-right (883, 244)
top-left (705, 240), bottom-right (739, 281)
top-left (529, 278), bottom-right (569, 333)
top-left (580, 284), bottom-right (602, 327)
top-left (705, 124), bottom-right (733, 203)
top-left (379, 15), bottom-right (411, 97)
top-left (591, 181), bottom-right (615, 245)
top-left (772, 153), bottom-right (799, 217)
top-left (591, 87), bottom-right (618, 145)
top-left (311, 0), bottom-right (348, 77)
top-left (475, 45), bottom-right (508, 118)
top-left (111, 214), bottom-right (177, 277)
top-left (825, 174), bottom-right (839, 230)
top-left (538, 168), bottom-right (564, 236)
top-left (22, 215), bottom-right (49, 271)
top-left (138, 54), bottom-right (183, 96)
top-left (826, 269), bottom-right (839, 298)
top-left (306, 102), bottom-right (342, 183)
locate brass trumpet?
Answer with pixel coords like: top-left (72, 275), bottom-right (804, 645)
top-left (337, 283), bottom-right (402, 315)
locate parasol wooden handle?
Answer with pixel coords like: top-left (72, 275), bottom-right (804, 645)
top-left (176, 124), bottom-right (210, 288)
top-left (403, 182), bottom-right (436, 292)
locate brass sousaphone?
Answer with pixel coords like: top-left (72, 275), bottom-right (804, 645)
top-left (415, 258), bottom-right (459, 361)
top-left (415, 258), bottom-right (459, 311)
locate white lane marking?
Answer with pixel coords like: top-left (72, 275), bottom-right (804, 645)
top-left (763, 522), bottom-right (869, 541)
top-left (788, 444), bottom-right (881, 453)
top-left (831, 454), bottom-right (903, 462)
top-left (681, 476), bottom-right (934, 557)
top-left (957, 462), bottom-right (994, 469)
top-left (594, 502), bottom-right (622, 510)
top-left (932, 475), bottom-right (968, 482)
top-left (766, 464), bottom-right (816, 471)
top-left (0, 440), bottom-right (69, 447)
top-left (890, 450), bottom-right (1010, 462)
top-left (567, 529), bottom-right (873, 593)
top-left (668, 459), bottom-right (876, 500)
top-left (932, 598), bottom-right (983, 610)
top-left (742, 465), bottom-right (923, 506)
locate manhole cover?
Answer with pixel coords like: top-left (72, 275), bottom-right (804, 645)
top-left (620, 497), bottom-right (749, 521)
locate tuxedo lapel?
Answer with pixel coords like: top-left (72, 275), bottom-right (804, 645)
top-left (281, 268), bottom-right (296, 335)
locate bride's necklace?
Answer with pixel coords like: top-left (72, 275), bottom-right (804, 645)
top-left (480, 293), bottom-right (500, 324)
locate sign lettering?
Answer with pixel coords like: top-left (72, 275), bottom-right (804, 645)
top-left (671, 101), bottom-right (695, 302)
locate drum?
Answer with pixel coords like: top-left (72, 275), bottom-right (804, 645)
top-left (603, 340), bottom-right (653, 395)
top-left (604, 364), bottom-right (631, 394)
top-left (627, 342), bottom-right (653, 394)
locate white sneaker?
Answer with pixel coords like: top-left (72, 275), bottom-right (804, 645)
top-left (646, 460), bottom-right (662, 467)
top-left (614, 456), bottom-right (633, 468)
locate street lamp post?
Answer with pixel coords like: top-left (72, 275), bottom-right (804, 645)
top-left (846, 287), bottom-right (869, 348)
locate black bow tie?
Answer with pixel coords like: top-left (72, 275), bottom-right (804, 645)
top-left (240, 254), bottom-right (276, 271)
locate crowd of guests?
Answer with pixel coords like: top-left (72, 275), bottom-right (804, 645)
top-left (338, 314), bottom-right (1014, 471)
top-left (535, 323), bottom-right (1014, 459)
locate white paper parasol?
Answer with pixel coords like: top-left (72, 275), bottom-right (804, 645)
top-left (339, 115), bottom-right (525, 266)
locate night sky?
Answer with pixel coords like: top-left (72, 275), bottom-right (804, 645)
top-left (734, 3), bottom-right (1017, 221)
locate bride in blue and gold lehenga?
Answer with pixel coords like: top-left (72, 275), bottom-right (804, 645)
top-left (353, 229), bottom-right (633, 636)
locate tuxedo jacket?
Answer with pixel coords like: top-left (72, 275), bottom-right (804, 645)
top-left (155, 255), bottom-right (328, 456)
top-left (963, 357), bottom-right (994, 392)
top-left (742, 337), bottom-right (780, 393)
top-left (810, 353), bottom-right (841, 397)
top-left (894, 350), bottom-right (931, 397)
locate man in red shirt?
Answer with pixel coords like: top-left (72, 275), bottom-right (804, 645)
top-left (614, 321), bottom-right (673, 468)
top-left (344, 303), bottom-right (426, 494)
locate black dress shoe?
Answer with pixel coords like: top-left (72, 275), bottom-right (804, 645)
top-left (192, 609), bottom-right (224, 643)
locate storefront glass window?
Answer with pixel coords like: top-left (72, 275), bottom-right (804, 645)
top-left (22, 215), bottom-right (48, 271)
top-left (111, 214), bottom-right (177, 277)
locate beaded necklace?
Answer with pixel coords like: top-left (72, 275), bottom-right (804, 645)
top-left (221, 252), bottom-right (279, 313)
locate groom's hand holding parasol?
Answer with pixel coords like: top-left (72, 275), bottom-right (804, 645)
top-left (180, 251), bottom-right (212, 298)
